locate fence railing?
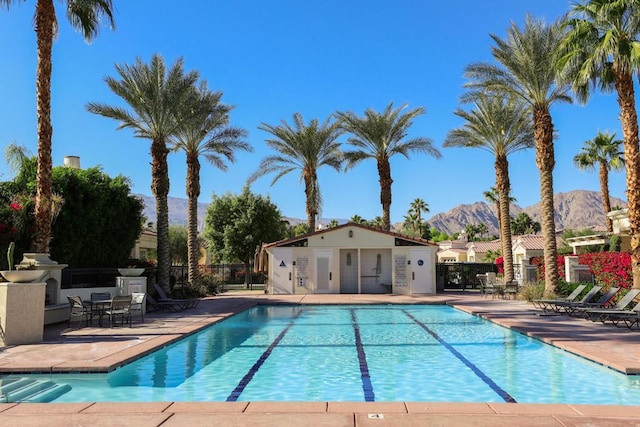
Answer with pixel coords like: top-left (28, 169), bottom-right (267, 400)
top-left (436, 263), bottom-right (499, 290)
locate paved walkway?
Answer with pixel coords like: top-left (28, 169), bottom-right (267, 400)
top-left (1, 292), bottom-right (639, 426)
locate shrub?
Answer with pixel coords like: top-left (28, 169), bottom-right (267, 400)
top-left (518, 281), bottom-right (547, 302)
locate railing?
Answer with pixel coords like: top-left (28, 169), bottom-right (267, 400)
top-left (436, 263), bottom-right (499, 291)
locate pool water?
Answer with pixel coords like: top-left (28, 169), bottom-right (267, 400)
top-left (2, 305), bottom-right (640, 404)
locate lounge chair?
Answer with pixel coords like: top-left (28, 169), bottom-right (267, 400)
top-left (607, 301), bottom-right (640, 329)
top-left (146, 293), bottom-right (186, 312)
top-left (532, 284), bottom-right (586, 310)
top-left (577, 289), bottom-right (640, 321)
top-left (153, 283), bottom-right (199, 309)
top-left (565, 287), bottom-right (620, 316)
top-left (542, 285), bottom-right (602, 314)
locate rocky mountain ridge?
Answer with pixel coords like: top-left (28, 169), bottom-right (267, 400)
top-left (137, 189), bottom-right (625, 235)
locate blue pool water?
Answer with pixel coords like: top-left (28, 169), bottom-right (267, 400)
top-left (2, 304), bottom-right (640, 404)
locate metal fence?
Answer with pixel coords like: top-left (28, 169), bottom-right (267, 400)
top-left (61, 264), bottom-right (265, 290)
top-left (436, 263), bottom-right (499, 291)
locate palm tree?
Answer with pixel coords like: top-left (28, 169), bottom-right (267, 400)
top-left (561, 1), bottom-right (640, 288)
top-left (87, 54), bottom-right (199, 289)
top-left (445, 93), bottom-right (534, 282)
top-left (349, 214), bottom-right (367, 224)
top-left (573, 131), bottom-right (624, 232)
top-left (403, 212), bottom-right (420, 236)
top-left (409, 198), bottom-right (429, 237)
top-left (1, 0), bottom-right (115, 253)
top-left (169, 83), bottom-right (251, 284)
top-left (483, 186), bottom-right (517, 234)
top-left (465, 16), bottom-right (572, 295)
top-left (336, 103), bottom-right (441, 231)
top-left (248, 113), bottom-right (344, 233)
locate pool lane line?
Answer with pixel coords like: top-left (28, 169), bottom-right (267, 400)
top-left (226, 309), bottom-right (303, 402)
top-left (350, 309), bottom-right (375, 402)
top-left (402, 310), bottom-right (517, 403)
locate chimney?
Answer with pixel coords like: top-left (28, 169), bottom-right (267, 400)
top-left (63, 156), bottom-right (81, 169)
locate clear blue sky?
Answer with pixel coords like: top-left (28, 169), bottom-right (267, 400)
top-left (0, 1), bottom-right (631, 225)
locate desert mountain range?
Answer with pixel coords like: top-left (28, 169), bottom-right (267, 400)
top-left (137, 189), bottom-right (626, 236)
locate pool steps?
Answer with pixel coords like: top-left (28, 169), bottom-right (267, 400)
top-left (0, 377), bottom-right (71, 403)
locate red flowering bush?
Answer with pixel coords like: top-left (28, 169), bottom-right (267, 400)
top-left (530, 252), bottom-right (632, 289)
top-left (578, 252), bottom-right (632, 289)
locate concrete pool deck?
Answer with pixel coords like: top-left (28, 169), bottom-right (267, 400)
top-left (1, 291), bottom-right (640, 426)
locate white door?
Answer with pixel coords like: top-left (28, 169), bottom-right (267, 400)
top-left (315, 250), bottom-right (333, 293)
top-left (270, 248), bottom-right (294, 294)
top-left (410, 249), bottom-right (434, 294)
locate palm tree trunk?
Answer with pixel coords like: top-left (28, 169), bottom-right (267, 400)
top-left (378, 158), bottom-right (393, 231)
top-left (495, 154), bottom-right (514, 282)
top-left (151, 138), bottom-right (171, 290)
top-left (533, 107), bottom-right (559, 296)
top-left (186, 153), bottom-right (201, 284)
top-left (613, 70), bottom-right (640, 289)
top-left (33, 0), bottom-right (55, 253)
top-left (304, 172), bottom-right (316, 232)
top-left (599, 161), bottom-right (613, 233)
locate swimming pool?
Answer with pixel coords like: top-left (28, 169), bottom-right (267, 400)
top-left (2, 304), bottom-right (640, 404)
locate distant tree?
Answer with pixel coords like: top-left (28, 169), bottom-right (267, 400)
top-left (288, 223), bottom-right (309, 237)
top-left (409, 198), bottom-right (430, 237)
top-left (336, 103), bottom-right (441, 231)
top-left (168, 225), bottom-right (189, 265)
top-left (349, 214), bottom-right (367, 224)
top-left (204, 187), bottom-right (286, 286)
top-left (510, 212), bottom-right (541, 236)
top-left (369, 216), bottom-right (385, 228)
top-left (327, 219), bottom-right (339, 227)
top-left (484, 249), bottom-right (502, 263)
top-left (249, 113), bottom-right (344, 233)
top-left (573, 131), bottom-right (624, 232)
top-left (429, 227), bottom-right (451, 242)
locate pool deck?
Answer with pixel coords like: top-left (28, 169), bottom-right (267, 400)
top-left (1, 291), bottom-right (640, 426)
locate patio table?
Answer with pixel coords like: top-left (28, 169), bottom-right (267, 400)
top-left (83, 299), bottom-right (112, 326)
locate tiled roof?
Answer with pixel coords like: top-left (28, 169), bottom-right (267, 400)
top-left (467, 240), bottom-right (501, 252)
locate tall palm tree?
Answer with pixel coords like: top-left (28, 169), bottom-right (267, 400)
top-left (336, 103), bottom-right (441, 231)
top-left (573, 131), bottom-right (625, 232)
top-left (1, 0), bottom-right (115, 253)
top-left (248, 113), bottom-right (344, 233)
top-left (169, 83), bottom-right (251, 284)
top-left (409, 198), bottom-right (429, 237)
top-left (561, 0), bottom-right (640, 288)
top-left (87, 54), bottom-right (199, 289)
top-left (465, 16), bottom-right (572, 295)
top-left (445, 94), bottom-right (534, 282)
top-left (483, 186), bottom-right (517, 234)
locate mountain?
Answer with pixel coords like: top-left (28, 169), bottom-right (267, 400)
top-left (137, 189), bottom-right (626, 235)
top-left (426, 190), bottom-right (626, 235)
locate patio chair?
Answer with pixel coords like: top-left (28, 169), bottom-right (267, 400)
top-left (67, 295), bottom-right (91, 328)
top-left (542, 285), bottom-right (602, 314)
top-left (146, 293), bottom-right (185, 312)
top-left (104, 295), bottom-right (132, 327)
top-left (130, 292), bottom-right (146, 323)
top-left (576, 289), bottom-right (640, 321)
top-left (532, 284), bottom-right (586, 310)
top-left (153, 283), bottom-right (199, 309)
top-left (565, 287), bottom-right (620, 316)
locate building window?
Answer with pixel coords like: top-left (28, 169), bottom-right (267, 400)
top-left (346, 253), bottom-right (352, 266)
top-left (376, 254), bottom-right (382, 274)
